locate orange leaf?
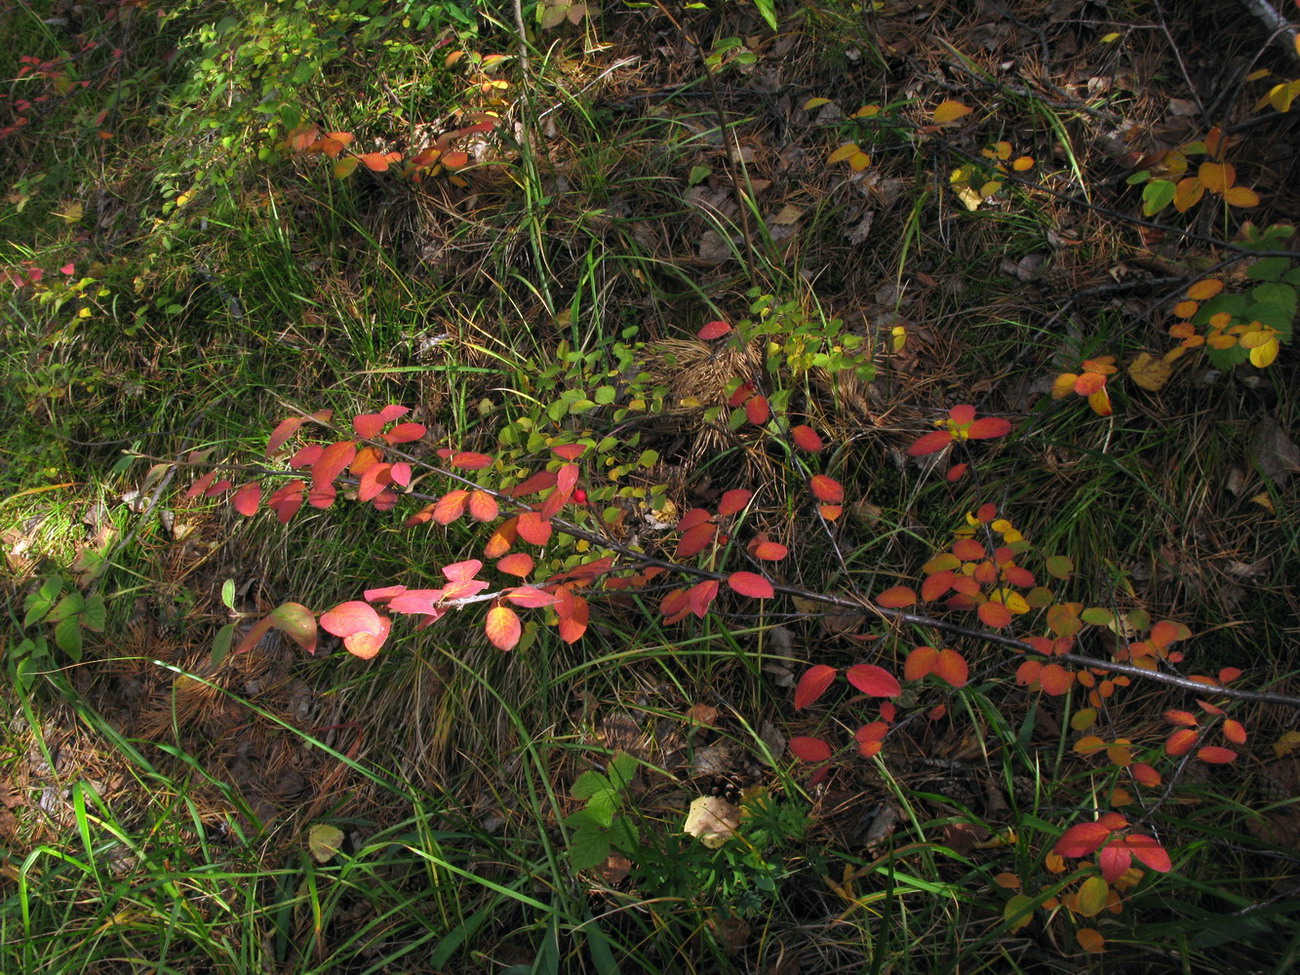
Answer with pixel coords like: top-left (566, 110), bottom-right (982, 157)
top-left (791, 424), bottom-right (824, 452)
top-left (876, 586), bottom-right (917, 608)
top-left (752, 541), bottom-right (788, 560)
top-left (717, 488), bottom-right (753, 516)
top-left (935, 648), bottom-right (969, 687)
top-left (358, 152), bottom-right (392, 172)
top-left (818, 504), bottom-right (843, 521)
top-left (1196, 745), bottom-right (1237, 764)
top-left (905, 646), bottom-right (939, 681)
top-left (485, 605), bottom-right (522, 650)
top-left (468, 490), bottom-right (499, 522)
top-left (907, 429), bottom-right (953, 456)
top-left (933, 99), bottom-right (973, 123)
top-left (517, 511), bottom-right (552, 545)
top-left (496, 552), bottom-right (534, 577)
top-left (809, 474), bottom-right (844, 504)
top-left (978, 600), bottom-right (1013, 628)
top-left (433, 489), bottom-right (470, 525)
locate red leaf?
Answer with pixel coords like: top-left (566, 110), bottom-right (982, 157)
top-left (308, 483), bottom-right (336, 509)
top-left (717, 488), bottom-right (752, 516)
top-left (449, 450), bottom-right (492, 470)
top-left (540, 483), bottom-right (572, 520)
top-left (1164, 709), bottom-right (1199, 728)
top-left (1098, 844), bottom-right (1131, 885)
top-left (794, 665), bottom-right (836, 710)
top-left (965, 416), bottom-right (1012, 440)
top-left (364, 585), bottom-right (406, 604)
top-left (551, 443), bottom-right (587, 461)
top-left (517, 511), bottom-right (553, 545)
top-left (809, 474), bottom-right (844, 504)
top-left (468, 489), bottom-right (499, 522)
top-left (556, 462), bottom-right (580, 494)
top-left (381, 422), bottom-right (426, 445)
top-left (906, 430), bottom-right (953, 457)
top-left (752, 541), bottom-right (788, 561)
top-left (485, 605), bottom-right (522, 650)
top-left (818, 504), bottom-right (843, 521)
top-left (846, 664), bottom-right (901, 698)
top-left (1124, 834), bottom-right (1172, 873)
top-left (232, 482), bottom-right (261, 516)
top-left (945, 463), bottom-right (969, 482)
top-left (267, 416), bottom-right (307, 455)
top-left (352, 412), bottom-right (387, 438)
top-left (875, 586), bottom-right (917, 608)
top-left (312, 440), bottom-right (358, 487)
top-left (727, 571), bottom-right (774, 599)
top-left (745, 395), bottom-right (770, 425)
top-left (688, 579), bottom-right (719, 618)
top-left (1054, 821), bottom-right (1113, 858)
top-left (1222, 719), bottom-right (1247, 744)
top-left (555, 588), bottom-right (588, 643)
top-left (185, 470), bottom-right (219, 499)
top-left (320, 600), bottom-right (390, 659)
top-left (510, 470), bottom-right (558, 497)
top-left (267, 480), bottom-right (305, 523)
top-left (952, 538), bottom-right (985, 561)
top-left (660, 589), bottom-right (690, 624)
top-left (504, 586), bottom-right (559, 608)
top-left (290, 443), bottom-right (323, 469)
top-left (388, 589), bottom-right (444, 615)
top-left (676, 522), bottom-right (717, 559)
top-left (697, 320), bottom-right (732, 339)
top-left (443, 559), bottom-right (483, 582)
top-left (497, 552), bottom-right (534, 578)
top-left (791, 424), bottom-right (824, 452)
top-left (789, 737), bottom-right (833, 762)
top-left (677, 508), bottom-right (713, 532)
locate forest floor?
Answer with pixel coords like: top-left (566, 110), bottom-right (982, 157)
top-left (2, 1), bottom-right (1300, 972)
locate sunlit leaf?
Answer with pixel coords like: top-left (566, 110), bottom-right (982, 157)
top-left (933, 99), bottom-right (973, 123)
top-left (727, 571), bottom-right (774, 599)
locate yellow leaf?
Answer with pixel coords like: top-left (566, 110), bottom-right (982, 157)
top-left (1127, 352), bottom-right (1173, 391)
top-left (1100, 31), bottom-right (1122, 43)
top-left (1246, 68), bottom-right (1272, 82)
top-left (1012, 155), bottom-right (1034, 171)
top-left (1051, 372), bottom-right (1079, 399)
top-left (803, 97), bottom-right (832, 110)
top-left (55, 202), bottom-right (84, 223)
top-left (1198, 162), bottom-right (1234, 194)
top-left (852, 104), bottom-right (881, 118)
top-left (849, 150), bottom-right (872, 171)
top-left (1252, 492), bottom-right (1275, 512)
top-left (1249, 338), bottom-right (1279, 367)
top-left (308, 823), bottom-right (345, 863)
top-left (1272, 730), bottom-right (1300, 758)
top-left (954, 183), bottom-right (982, 210)
top-left (1088, 387), bottom-right (1112, 416)
top-left (828, 142), bottom-right (862, 164)
top-left (933, 99), bottom-right (973, 124)
top-left (1076, 876), bottom-right (1109, 917)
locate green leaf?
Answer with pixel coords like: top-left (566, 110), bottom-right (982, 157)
top-left (608, 751), bottom-right (637, 790)
top-left (212, 623), bottom-right (236, 668)
top-left (1081, 607), bottom-right (1114, 626)
top-left (583, 789), bottom-right (617, 828)
top-left (1142, 180), bottom-right (1175, 216)
top-left (688, 165), bottom-right (712, 186)
top-left (54, 616), bottom-right (83, 661)
top-left (572, 770), bottom-right (611, 800)
top-left (80, 594), bottom-right (106, 632)
top-left (47, 592), bottom-right (85, 624)
top-left (568, 827), bottom-right (611, 870)
top-left (23, 576), bottom-right (64, 627)
top-left (221, 578), bottom-right (237, 609)
top-left (1247, 257), bottom-right (1289, 283)
top-left (308, 823), bottom-right (345, 863)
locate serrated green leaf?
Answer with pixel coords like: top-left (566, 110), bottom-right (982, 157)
top-left (80, 594), bottom-right (106, 632)
top-left (572, 770), bottom-right (611, 800)
top-left (1247, 257), bottom-right (1289, 283)
top-left (608, 751), bottom-right (637, 790)
top-left (583, 789), bottom-right (617, 828)
top-left (568, 827), bottom-right (611, 870)
top-left (54, 616), bottom-right (83, 661)
top-left (23, 576), bottom-right (64, 627)
top-left (47, 592), bottom-right (85, 624)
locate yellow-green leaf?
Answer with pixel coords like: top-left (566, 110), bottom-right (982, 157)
top-left (308, 823), bottom-right (345, 863)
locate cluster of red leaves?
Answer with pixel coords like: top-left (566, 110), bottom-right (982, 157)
top-left (906, 404), bottom-right (1012, 481)
top-left (1051, 357), bottom-right (1117, 416)
top-left (1054, 813), bottom-right (1172, 884)
top-left (281, 119), bottom-right (495, 181)
top-left (791, 663), bottom-right (901, 773)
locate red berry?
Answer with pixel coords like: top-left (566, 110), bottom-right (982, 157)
top-left (573, 488), bottom-right (588, 503)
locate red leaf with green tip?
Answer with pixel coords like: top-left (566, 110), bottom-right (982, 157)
top-left (794, 665), bottom-right (836, 710)
top-left (237, 602), bottom-right (317, 655)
